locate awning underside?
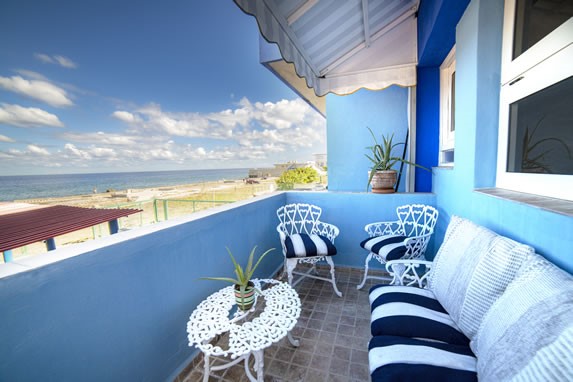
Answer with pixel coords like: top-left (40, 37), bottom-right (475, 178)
top-left (235, 0), bottom-right (419, 97)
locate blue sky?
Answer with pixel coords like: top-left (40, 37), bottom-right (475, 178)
top-left (0, 0), bottom-right (325, 175)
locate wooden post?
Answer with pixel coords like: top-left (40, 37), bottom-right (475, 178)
top-left (46, 238), bottom-right (56, 251)
top-left (2, 250), bottom-right (13, 263)
top-left (109, 219), bottom-right (120, 234)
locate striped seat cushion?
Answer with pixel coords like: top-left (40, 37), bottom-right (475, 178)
top-left (370, 284), bottom-right (469, 345)
top-left (360, 234), bottom-right (407, 261)
top-left (369, 335), bottom-right (477, 382)
top-left (284, 233), bottom-right (337, 258)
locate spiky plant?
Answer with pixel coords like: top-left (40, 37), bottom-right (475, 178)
top-left (365, 126), bottom-right (429, 190)
top-left (202, 246), bottom-right (274, 292)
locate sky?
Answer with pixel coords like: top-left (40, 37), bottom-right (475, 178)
top-left (0, 0), bottom-right (326, 176)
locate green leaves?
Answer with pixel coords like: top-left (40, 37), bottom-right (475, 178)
top-left (201, 246), bottom-right (275, 287)
top-left (276, 167), bottom-right (319, 189)
top-left (365, 126), bottom-right (430, 190)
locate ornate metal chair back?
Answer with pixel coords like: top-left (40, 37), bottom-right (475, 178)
top-left (276, 203), bottom-right (322, 236)
top-left (397, 204), bottom-right (439, 238)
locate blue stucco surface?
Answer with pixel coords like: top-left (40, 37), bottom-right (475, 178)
top-left (0, 191), bottom-right (437, 381)
top-left (415, 67), bottom-right (440, 192)
top-left (326, 87), bottom-right (410, 193)
top-left (432, 0), bottom-right (573, 272)
top-left (285, 191), bottom-right (438, 266)
top-left (418, 0), bottom-right (471, 67)
top-left (0, 194), bottom-right (287, 382)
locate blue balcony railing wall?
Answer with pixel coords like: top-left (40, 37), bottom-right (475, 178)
top-left (0, 191), bottom-right (436, 382)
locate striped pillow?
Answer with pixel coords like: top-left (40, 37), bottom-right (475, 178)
top-left (284, 233), bottom-right (337, 258)
top-left (360, 235), bottom-right (407, 261)
top-left (369, 285), bottom-right (469, 345)
top-left (369, 335), bottom-right (477, 382)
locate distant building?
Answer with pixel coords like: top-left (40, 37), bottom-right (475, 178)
top-left (248, 162), bottom-right (309, 178)
top-left (314, 154), bottom-right (327, 168)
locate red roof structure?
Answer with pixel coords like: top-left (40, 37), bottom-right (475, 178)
top-left (0, 203), bottom-right (142, 253)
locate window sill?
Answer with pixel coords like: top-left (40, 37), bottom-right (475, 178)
top-left (475, 188), bottom-right (573, 217)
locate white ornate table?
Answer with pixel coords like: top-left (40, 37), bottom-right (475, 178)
top-left (187, 279), bottom-right (301, 382)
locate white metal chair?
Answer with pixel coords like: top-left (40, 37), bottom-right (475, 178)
top-left (276, 203), bottom-right (342, 297)
top-left (356, 204), bottom-right (439, 290)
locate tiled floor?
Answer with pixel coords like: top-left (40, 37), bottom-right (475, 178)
top-left (177, 266), bottom-right (390, 382)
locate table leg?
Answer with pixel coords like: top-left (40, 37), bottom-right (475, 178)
top-left (287, 331), bottom-right (300, 347)
top-left (203, 353), bottom-right (210, 382)
top-left (253, 350), bottom-right (264, 382)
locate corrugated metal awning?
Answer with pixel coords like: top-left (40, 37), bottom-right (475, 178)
top-left (0, 204), bottom-right (142, 252)
top-left (234, 0), bottom-right (419, 97)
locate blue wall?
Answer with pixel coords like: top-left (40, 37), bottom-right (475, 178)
top-left (0, 191), bottom-right (438, 382)
top-left (326, 87), bottom-right (410, 193)
top-left (415, 67), bottom-right (440, 192)
top-left (432, 0), bottom-right (573, 273)
top-left (0, 195), bottom-right (286, 382)
top-left (285, 191), bottom-right (437, 267)
top-left (418, 0), bottom-right (471, 67)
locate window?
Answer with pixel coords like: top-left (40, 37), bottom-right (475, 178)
top-left (497, 0), bottom-right (573, 201)
top-left (439, 46), bottom-right (456, 166)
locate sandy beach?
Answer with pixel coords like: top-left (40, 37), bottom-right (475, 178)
top-left (4, 178), bottom-right (278, 261)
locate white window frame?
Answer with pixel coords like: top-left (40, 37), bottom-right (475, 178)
top-left (439, 46), bottom-right (456, 166)
top-left (496, 0), bottom-right (573, 201)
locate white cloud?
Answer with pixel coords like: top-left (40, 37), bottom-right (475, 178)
top-left (0, 103), bottom-right (64, 127)
top-left (0, 75), bottom-right (73, 107)
top-left (112, 97), bottom-right (325, 146)
top-left (27, 144), bottom-right (50, 155)
top-left (0, 134), bottom-right (15, 142)
top-left (0, 97), bottom-right (326, 172)
top-left (34, 53), bottom-right (77, 69)
top-left (111, 110), bottom-right (137, 123)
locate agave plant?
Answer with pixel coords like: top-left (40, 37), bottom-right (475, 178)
top-left (202, 246), bottom-right (274, 289)
top-left (365, 126), bottom-right (429, 189)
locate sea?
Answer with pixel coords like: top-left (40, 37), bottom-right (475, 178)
top-left (0, 168), bottom-right (249, 202)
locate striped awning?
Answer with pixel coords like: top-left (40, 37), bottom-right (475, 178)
top-left (0, 203), bottom-right (141, 252)
top-left (234, 0), bottom-right (419, 97)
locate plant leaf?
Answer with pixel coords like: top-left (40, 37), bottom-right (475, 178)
top-left (247, 247), bottom-right (274, 280)
top-left (226, 247), bottom-right (245, 284)
top-left (200, 276), bottom-right (241, 285)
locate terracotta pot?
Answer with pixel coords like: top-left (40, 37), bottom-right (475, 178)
top-left (370, 170), bottom-right (397, 194)
top-left (234, 281), bottom-right (256, 311)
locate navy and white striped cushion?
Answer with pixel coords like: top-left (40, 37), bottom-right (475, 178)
top-left (360, 234), bottom-right (407, 261)
top-left (369, 285), bottom-right (469, 345)
top-left (284, 233), bottom-right (337, 258)
top-left (369, 335), bottom-right (477, 382)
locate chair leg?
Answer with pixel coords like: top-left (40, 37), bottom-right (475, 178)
top-left (324, 256), bottom-right (342, 297)
top-left (286, 258), bottom-right (297, 286)
top-left (357, 252), bottom-right (373, 290)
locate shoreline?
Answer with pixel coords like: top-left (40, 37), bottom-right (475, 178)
top-left (14, 178), bottom-right (275, 208)
top-left (3, 177), bottom-right (278, 262)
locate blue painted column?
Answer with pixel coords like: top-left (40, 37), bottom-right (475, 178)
top-left (2, 250), bottom-right (13, 263)
top-left (109, 219), bottom-right (120, 234)
top-left (45, 238), bottom-right (56, 251)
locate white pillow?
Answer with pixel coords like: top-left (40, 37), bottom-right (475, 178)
top-left (472, 253), bottom-right (573, 381)
top-left (429, 216), bottom-right (533, 339)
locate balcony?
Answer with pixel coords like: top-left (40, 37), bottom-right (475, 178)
top-left (0, 191), bottom-right (435, 381)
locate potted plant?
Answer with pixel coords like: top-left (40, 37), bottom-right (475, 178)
top-left (365, 127), bottom-right (430, 193)
top-left (202, 246), bottom-right (274, 311)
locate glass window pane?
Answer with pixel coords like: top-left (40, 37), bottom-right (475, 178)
top-left (507, 76), bottom-right (573, 175)
top-left (513, 0), bottom-right (573, 59)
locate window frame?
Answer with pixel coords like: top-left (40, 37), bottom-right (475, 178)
top-left (496, 0), bottom-right (573, 201)
top-left (439, 46), bottom-right (456, 166)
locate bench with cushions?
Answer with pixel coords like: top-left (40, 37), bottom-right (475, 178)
top-left (368, 216), bottom-right (573, 381)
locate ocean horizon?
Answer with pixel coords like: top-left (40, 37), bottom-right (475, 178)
top-left (0, 168), bottom-right (250, 202)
